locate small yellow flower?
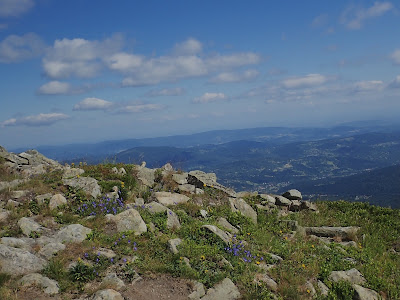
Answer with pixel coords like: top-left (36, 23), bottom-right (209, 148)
top-left (204, 269), bottom-right (208, 273)
top-left (311, 244), bottom-right (315, 248)
top-left (307, 289), bottom-right (311, 294)
top-left (302, 263), bottom-right (306, 268)
top-left (247, 232), bottom-right (251, 236)
top-left (77, 257), bottom-right (81, 261)
top-left (203, 183), bottom-right (206, 187)
top-left (279, 230), bottom-right (283, 234)
top-left (211, 185), bottom-right (214, 188)
top-left (256, 261), bottom-right (260, 265)
top-left (284, 236), bottom-right (288, 240)
top-left (180, 256), bottom-right (183, 260)
top-left (200, 255), bottom-right (205, 260)
top-left (77, 175), bottom-right (80, 178)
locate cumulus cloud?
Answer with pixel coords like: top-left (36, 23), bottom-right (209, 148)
top-left (209, 69), bottom-right (259, 83)
top-left (340, 2), bottom-right (393, 30)
top-left (193, 92), bottom-right (227, 104)
top-left (38, 81), bottom-right (71, 95)
top-left (0, 33), bottom-right (45, 63)
top-left (282, 74), bottom-right (328, 89)
top-left (73, 97), bottom-right (114, 111)
top-left (1, 113), bottom-right (69, 127)
top-left (146, 87), bottom-right (185, 97)
top-left (388, 75), bottom-right (400, 88)
top-left (0, 0), bottom-right (34, 17)
top-left (105, 52), bottom-right (143, 72)
top-left (391, 49), bottom-right (400, 65)
top-left (42, 34), bottom-right (123, 79)
top-left (173, 38), bottom-right (202, 55)
top-left (352, 80), bottom-right (384, 92)
top-left (116, 103), bottom-right (164, 113)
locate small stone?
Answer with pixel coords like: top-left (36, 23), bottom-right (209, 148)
top-left (49, 194), bottom-right (67, 210)
top-left (201, 278), bottom-right (241, 300)
top-left (92, 289), bottom-right (124, 300)
top-left (168, 238), bottom-right (182, 254)
top-left (101, 273), bottom-right (125, 291)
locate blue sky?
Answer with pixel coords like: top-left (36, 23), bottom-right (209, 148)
top-left (1, 0), bottom-right (400, 149)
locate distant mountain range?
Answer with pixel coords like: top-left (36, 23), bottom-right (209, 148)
top-left (10, 121), bottom-right (400, 208)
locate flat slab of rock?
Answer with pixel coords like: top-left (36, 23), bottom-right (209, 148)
top-left (305, 226), bottom-right (360, 241)
top-left (229, 198), bottom-right (257, 224)
top-left (353, 284), bottom-right (380, 300)
top-left (282, 189), bottom-right (302, 200)
top-left (201, 278), bottom-right (241, 300)
top-left (328, 268), bottom-right (366, 285)
top-left (202, 225), bottom-right (232, 245)
top-left (275, 195), bottom-right (292, 206)
top-left (178, 183), bottom-right (196, 193)
top-left (188, 170), bottom-right (236, 197)
top-left (172, 173), bottom-right (188, 185)
top-left (92, 288), bottom-right (124, 300)
top-left (154, 192), bottom-right (189, 206)
top-left (1, 237), bottom-right (32, 251)
top-left (217, 217), bottom-right (239, 234)
top-left (18, 217), bottom-right (46, 236)
top-left (145, 201), bottom-right (167, 214)
top-left (260, 194), bottom-right (276, 204)
top-left (112, 209), bottom-right (147, 235)
top-left (38, 242), bottom-right (66, 259)
top-left (19, 273), bottom-right (59, 295)
top-left (62, 176), bottom-right (101, 198)
top-left (0, 244), bottom-right (47, 275)
top-left (54, 224), bottom-right (92, 244)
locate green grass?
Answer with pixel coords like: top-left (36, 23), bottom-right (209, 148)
top-left (1, 162), bottom-right (399, 299)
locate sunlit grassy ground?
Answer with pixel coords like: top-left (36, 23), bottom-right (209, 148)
top-left (0, 162), bottom-right (399, 299)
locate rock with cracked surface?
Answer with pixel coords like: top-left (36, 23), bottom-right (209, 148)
top-left (201, 278), bottom-right (241, 300)
top-left (19, 273), bottom-right (59, 295)
top-left (229, 197), bottom-right (257, 224)
top-left (111, 209), bottom-right (147, 235)
top-left (154, 191), bottom-right (189, 206)
top-left (202, 225), bottom-right (232, 245)
top-left (0, 244), bottom-right (47, 275)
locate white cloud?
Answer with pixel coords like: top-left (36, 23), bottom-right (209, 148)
top-left (173, 38), bottom-right (202, 55)
top-left (340, 2), bottom-right (393, 30)
top-left (73, 97), bottom-right (113, 111)
top-left (42, 34), bottom-right (123, 79)
top-left (146, 87), bottom-right (185, 97)
top-left (388, 75), bottom-right (400, 88)
top-left (38, 81), bottom-right (71, 95)
top-left (105, 52), bottom-right (143, 72)
top-left (391, 49), bottom-right (400, 65)
top-left (209, 69), bottom-right (259, 83)
top-left (352, 80), bottom-right (384, 92)
top-left (1, 113), bottom-right (69, 127)
top-left (0, 0), bottom-right (34, 17)
top-left (282, 74), bottom-right (328, 89)
top-left (193, 92), bottom-right (227, 104)
top-left (0, 33), bottom-right (44, 63)
top-left (116, 103), bottom-right (164, 113)
top-left (205, 52), bottom-right (261, 69)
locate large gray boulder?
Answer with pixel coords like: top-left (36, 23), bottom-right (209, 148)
top-left (63, 176), bottom-right (101, 198)
top-left (92, 289), bottom-right (124, 300)
top-left (0, 244), bottom-right (47, 275)
top-left (172, 173), bottom-right (188, 185)
top-left (202, 225), bottom-right (232, 245)
top-left (19, 273), bottom-right (59, 295)
top-left (0, 237), bottom-right (32, 251)
top-left (328, 268), bottom-right (366, 285)
top-left (188, 170), bottom-right (236, 197)
top-left (201, 278), bottom-right (241, 300)
top-left (18, 217), bottom-right (46, 237)
top-left (217, 217), bottom-right (239, 234)
top-left (54, 224), bottom-right (92, 244)
top-left (49, 193), bottom-right (67, 210)
top-left (275, 195), bottom-right (292, 206)
top-left (353, 284), bottom-right (380, 300)
top-left (282, 189), bottom-right (302, 200)
top-left (38, 242), bottom-right (66, 259)
top-left (305, 226), bottom-right (360, 241)
top-left (168, 238), bottom-right (182, 254)
top-left (137, 166), bottom-right (156, 187)
top-left (166, 209), bottom-right (181, 229)
top-left (112, 209), bottom-right (147, 235)
top-left (145, 201), bottom-right (168, 214)
top-left (154, 192), bottom-right (189, 206)
top-left (229, 198), bottom-right (257, 224)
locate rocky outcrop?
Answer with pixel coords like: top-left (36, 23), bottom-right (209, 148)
top-left (19, 273), bottom-right (59, 295)
top-left (353, 284), bottom-right (380, 300)
top-left (188, 170), bottom-right (236, 197)
top-left (328, 268), bottom-right (366, 285)
top-left (202, 225), bottom-right (232, 245)
top-left (154, 191), bottom-right (189, 206)
top-left (201, 278), bottom-right (241, 300)
top-left (282, 189), bottom-right (302, 200)
top-left (229, 197), bottom-right (257, 224)
top-left (110, 209), bottom-right (147, 235)
top-left (62, 176), bottom-right (101, 198)
top-left (54, 224), bottom-right (92, 244)
top-left (0, 244), bottom-right (47, 275)
top-left (304, 226), bottom-right (360, 241)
